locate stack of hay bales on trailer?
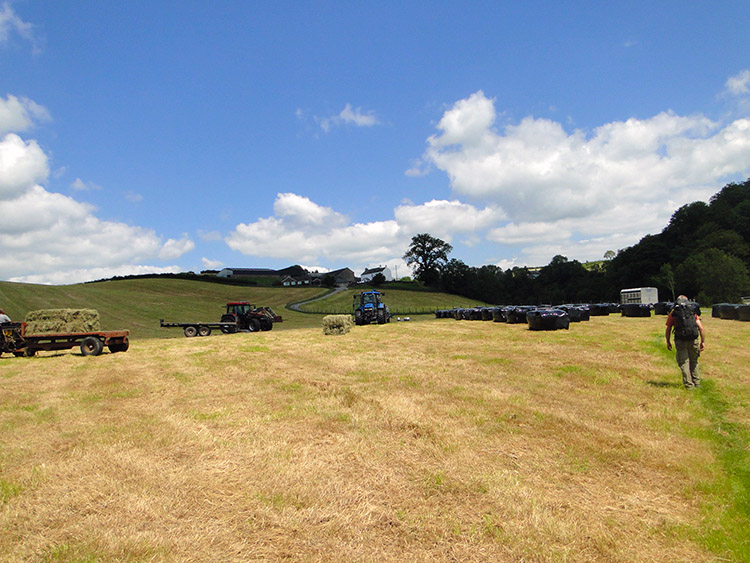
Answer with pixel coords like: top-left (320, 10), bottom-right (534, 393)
top-left (25, 309), bottom-right (101, 334)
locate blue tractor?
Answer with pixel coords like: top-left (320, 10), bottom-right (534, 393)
top-left (353, 290), bottom-right (390, 325)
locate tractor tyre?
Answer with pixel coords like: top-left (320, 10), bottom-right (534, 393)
top-left (108, 337), bottom-right (130, 353)
top-left (184, 326), bottom-right (198, 338)
top-left (198, 325), bottom-right (212, 337)
top-left (260, 319), bottom-right (272, 331)
top-left (354, 310), bottom-right (363, 325)
top-left (81, 336), bottom-right (104, 356)
top-left (248, 319), bottom-right (261, 332)
top-left (377, 310), bottom-right (386, 324)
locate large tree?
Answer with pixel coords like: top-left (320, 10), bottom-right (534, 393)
top-left (403, 233), bottom-right (453, 286)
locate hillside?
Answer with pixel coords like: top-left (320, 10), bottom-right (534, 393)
top-left (0, 279), bottom-right (481, 339)
top-left (0, 279), bottom-right (326, 339)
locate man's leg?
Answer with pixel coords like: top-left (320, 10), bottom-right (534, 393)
top-left (688, 339), bottom-right (701, 387)
top-left (675, 340), bottom-right (694, 389)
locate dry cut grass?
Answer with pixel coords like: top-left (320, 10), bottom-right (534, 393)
top-left (1, 314), bottom-right (748, 561)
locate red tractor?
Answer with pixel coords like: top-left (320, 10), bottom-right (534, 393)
top-left (219, 302), bottom-right (281, 333)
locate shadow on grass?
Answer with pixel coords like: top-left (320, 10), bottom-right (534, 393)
top-left (645, 380), bottom-right (683, 389)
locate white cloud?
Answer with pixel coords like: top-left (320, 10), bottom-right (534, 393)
top-left (0, 95), bottom-right (50, 135)
top-left (725, 69), bottom-right (750, 97)
top-left (273, 192), bottom-right (348, 229)
top-left (158, 236), bottom-right (195, 260)
top-left (124, 190), bottom-right (143, 203)
top-left (201, 257), bottom-right (224, 269)
top-left (418, 88), bottom-right (750, 266)
top-left (0, 2), bottom-right (35, 47)
top-left (318, 103), bottom-right (379, 132)
top-left (0, 133), bottom-right (48, 200)
top-left (71, 177), bottom-right (101, 191)
top-left (0, 125), bottom-right (195, 284)
top-left (10, 265), bottom-right (182, 285)
top-left (394, 199), bottom-right (503, 239)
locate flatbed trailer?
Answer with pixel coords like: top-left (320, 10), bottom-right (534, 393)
top-left (1, 322), bottom-right (130, 357)
top-left (159, 319), bottom-right (239, 337)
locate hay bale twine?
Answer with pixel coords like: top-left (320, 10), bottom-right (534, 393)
top-left (322, 314), bottom-right (354, 335)
top-left (25, 309), bottom-right (101, 334)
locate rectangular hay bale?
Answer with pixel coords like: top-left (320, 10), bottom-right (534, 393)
top-left (24, 309), bottom-right (101, 334)
top-left (322, 314), bottom-right (353, 335)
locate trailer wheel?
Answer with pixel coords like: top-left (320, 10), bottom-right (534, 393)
top-left (108, 337), bottom-right (130, 353)
top-left (198, 326), bottom-right (212, 337)
top-left (81, 336), bottom-right (104, 356)
top-left (24, 348), bottom-right (36, 357)
top-left (184, 326), bottom-right (198, 338)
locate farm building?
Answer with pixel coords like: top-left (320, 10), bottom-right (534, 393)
top-left (360, 266), bottom-right (393, 283)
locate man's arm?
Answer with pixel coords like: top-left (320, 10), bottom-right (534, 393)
top-left (696, 317), bottom-right (706, 351)
top-left (665, 325), bottom-right (672, 351)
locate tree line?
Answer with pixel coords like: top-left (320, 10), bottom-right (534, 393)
top-left (404, 178), bottom-right (750, 305)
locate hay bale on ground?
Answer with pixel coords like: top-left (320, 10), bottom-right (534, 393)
top-left (322, 315), bottom-right (353, 335)
top-left (25, 309), bottom-right (101, 334)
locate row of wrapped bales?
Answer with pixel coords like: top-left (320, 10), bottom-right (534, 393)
top-left (712, 303), bottom-right (750, 321)
top-left (24, 309), bottom-right (100, 334)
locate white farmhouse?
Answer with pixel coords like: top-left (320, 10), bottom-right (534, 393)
top-left (360, 266), bottom-right (393, 283)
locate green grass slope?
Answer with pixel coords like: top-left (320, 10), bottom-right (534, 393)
top-left (0, 279), bottom-right (326, 339)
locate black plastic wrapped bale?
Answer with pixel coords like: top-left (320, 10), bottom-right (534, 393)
top-left (480, 308), bottom-right (494, 321)
top-left (557, 305), bottom-right (588, 322)
top-left (589, 304), bottom-right (611, 316)
top-left (738, 305), bottom-right (750, 321)
top-left (653, 302), bottom-right (674, 315)
top-left (712, 304), bottom-right (727, 318)
top-left (492, 308), bottom-right (507, 322)
top-left (621, 303), bottom-right (652, 317)
top-left (608, 303), bottom-right (621, 314)
top-left (506, 306), bottom-right (536, 324)
top-left (527, 308), bottom-right (570, 331)
top-left (719, 304), bottom-right (740, 320)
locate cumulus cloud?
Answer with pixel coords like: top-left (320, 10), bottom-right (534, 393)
top-left (420, 89), bottom-right (750, 265)
top-left (394, 199), bottom-right (503, 239)
top-left (71, 177), bottom-right (101, 191)
top-left (227, 194), bottom-right (402, 266)
top-left (0, 119), bottom-right (195, 284)
top-left (725, 69), bottom-right (750, 97)
top-left (318, 103), bottom-right (379, 132)
top-left (0, 95), bottom-right (50, 135)
top-left (0, 133), bottom-right (48, 199)
top-left (201, 257), bottom-right (224, 269)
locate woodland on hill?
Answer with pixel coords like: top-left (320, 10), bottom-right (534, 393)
top-left (430, 178), bottom-right (750, 305)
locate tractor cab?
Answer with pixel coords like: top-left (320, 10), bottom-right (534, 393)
top-left (226, 302), bottom-right (255, 316)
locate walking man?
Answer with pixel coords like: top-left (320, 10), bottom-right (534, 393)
top-left (665, 295), bottom-right (706, 389)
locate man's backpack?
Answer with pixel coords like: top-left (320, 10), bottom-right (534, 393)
top-left (672, 302), bottom-right (699, 340)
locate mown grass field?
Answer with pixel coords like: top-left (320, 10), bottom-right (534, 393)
top-left (1, 308), bottom-right (748, 561)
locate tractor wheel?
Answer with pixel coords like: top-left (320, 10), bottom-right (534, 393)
top-left (108, 337), bottom-right (130, 353)
top-left (183, 326), bottom-right (198, 337)
top-left (198, 325), bottom-right (212, 337)
top-left (260, 319), bottom-right (272, 331)
top-left (354, 310), bottom-right (363, 325)
top-left (248, 319), bottom-right (261, 332)
top-left (80, 336), bottom-right (104, 356)
top-left (377, 311), bottom-right (386, 324)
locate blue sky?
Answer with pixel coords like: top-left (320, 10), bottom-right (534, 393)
top-left (2, 1), bottom-right (749, 284)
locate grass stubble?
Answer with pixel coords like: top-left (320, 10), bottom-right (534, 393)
top-left (0, 314), bottom-right (748, 562)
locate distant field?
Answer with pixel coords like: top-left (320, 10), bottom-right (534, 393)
top-left (1, 312), bottom-right (748, 560)
top-left (297, 287), bottom-right (489, 314)
top-left (0, 279), bottom-right (327, 338)
top-left (0, 279), bottom-right (489, 339)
